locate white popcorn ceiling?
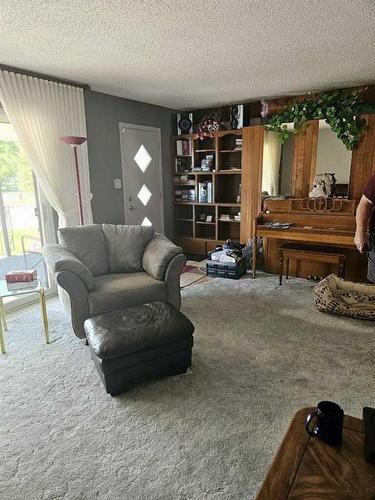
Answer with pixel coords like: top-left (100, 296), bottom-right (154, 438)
top-left (0, 0), bottom-right (374, 109)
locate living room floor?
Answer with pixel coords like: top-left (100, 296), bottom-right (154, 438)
top-left (1, 273), bottom-right (374, 500)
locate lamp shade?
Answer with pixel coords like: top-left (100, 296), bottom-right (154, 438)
top-left (60, 135), bottom-right (87, 146)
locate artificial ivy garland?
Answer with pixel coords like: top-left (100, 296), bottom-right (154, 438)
top-left (264, 88), bottom-right (367, 150)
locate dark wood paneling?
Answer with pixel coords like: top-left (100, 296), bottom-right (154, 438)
top-left (261, 84), bottom-right (375, 117)
top-left (240, 126), bottom-right (264, 243)
top-left (349, 114), bottom-right (375, 199)
top-left (290, 120), bottom-right (319, 198)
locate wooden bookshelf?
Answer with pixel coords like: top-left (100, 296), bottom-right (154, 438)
top-left (172, 129), bottom-right (244, 256)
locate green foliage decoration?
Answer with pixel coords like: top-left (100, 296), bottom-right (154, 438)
top-left (264, 88), bottom-right (368, 150)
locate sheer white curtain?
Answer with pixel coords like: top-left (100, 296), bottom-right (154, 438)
top-left (262, 131), bottom-right (282, 196)
top-left (0, 71), bottom-right (92, 227)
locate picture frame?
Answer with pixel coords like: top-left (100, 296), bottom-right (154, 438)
top-left (206, 215), bottom-right (213, 222)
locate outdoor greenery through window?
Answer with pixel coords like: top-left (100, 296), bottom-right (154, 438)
top-left (0, 121), bottom-right (44, 281)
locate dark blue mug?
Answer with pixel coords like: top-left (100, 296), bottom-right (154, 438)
top-left (305, 401), bottom-right (344, 447)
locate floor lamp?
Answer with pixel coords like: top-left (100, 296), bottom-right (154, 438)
top-left (60, 135), bottom-right (87, 225)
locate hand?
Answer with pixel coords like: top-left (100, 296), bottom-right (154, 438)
top-left (354, 232), bottom-right (368, 253)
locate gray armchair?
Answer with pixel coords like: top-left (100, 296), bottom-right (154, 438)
top-left (43, 224), bottom-right (186, 339)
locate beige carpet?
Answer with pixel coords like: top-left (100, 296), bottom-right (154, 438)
top-left (1, 274), bottom-right (374, 499)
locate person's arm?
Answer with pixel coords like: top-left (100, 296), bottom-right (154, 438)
top-left (354, 195), bottom-right (373, 253)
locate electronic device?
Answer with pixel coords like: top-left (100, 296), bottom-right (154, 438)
top-left (230, 105), bottom-right (243, 129)
top-left (177, 113), bottom-right (193, 134)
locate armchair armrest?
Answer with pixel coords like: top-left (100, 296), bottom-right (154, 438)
top-left (42, 243), bottom-right (94, 291)
top-left (43, 244), bottom-right (93, 339)
top-left (142, 233), bottom-right (183, 281)
top-left (164, 253), bottom-right (186, 310)
top-left (56, 271), bottom-right (90, 339)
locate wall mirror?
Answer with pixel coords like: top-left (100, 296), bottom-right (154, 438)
top-left (262, 124), bottom-right (293, 198)
top-left (314, 120), bottom-right (352, 197)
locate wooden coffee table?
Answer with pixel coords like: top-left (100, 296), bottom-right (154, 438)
top-left (256, 407), bottom-right (375, 499)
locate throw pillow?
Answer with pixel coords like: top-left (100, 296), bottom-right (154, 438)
top-left (102, 224), bottom-right (155, 273)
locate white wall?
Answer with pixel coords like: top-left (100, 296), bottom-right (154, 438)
top-left (315, 126), bottom-right (352, 183)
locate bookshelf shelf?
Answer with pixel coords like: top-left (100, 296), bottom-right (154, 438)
top-left (217, 203), bottom-right (241, 207)
top-left (214, 170), bottom-right (242, 175)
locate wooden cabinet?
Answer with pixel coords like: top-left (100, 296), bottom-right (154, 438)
top-left (240, 126), bottom-right (264, 243)
top-left (172, 129), bottom-right (244, 254)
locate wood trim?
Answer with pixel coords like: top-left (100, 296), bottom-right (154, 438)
top-left (240, 126), bottom-right (264, 242)
top-left (349, 114), bottom-right (375, 199)
top-left (261, 85), bottom-right (375, 117)
top-left (290, 120), bottom-right (319, 198)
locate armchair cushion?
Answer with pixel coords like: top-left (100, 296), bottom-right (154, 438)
top-left (88, 272), bottom-right (166, 315)
top-left (102, 224), bottom-right (154, 273)
top-left (58, 224), bottom-right (109, 276)
top-left (142, 233), bottom-right (183, 280)
top-left (42, 244), bottom-right (94, 290)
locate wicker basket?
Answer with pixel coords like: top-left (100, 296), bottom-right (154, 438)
top-left (314, 274), bottom-right (375, 320)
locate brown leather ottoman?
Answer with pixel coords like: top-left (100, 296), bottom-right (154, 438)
top-left (84, 301), bottom-right (194, 396)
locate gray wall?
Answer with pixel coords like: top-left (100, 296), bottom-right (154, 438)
top-left (84, 90), bottom-right (177, 237)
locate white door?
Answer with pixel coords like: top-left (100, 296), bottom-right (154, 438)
top-left (119, 123), bottom-right (164, 233)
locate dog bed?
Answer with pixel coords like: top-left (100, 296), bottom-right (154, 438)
top-left (314, 274), bottom-right (375, 320)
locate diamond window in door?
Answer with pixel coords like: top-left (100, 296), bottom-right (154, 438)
top-left (141, 217), bottom-right (152, 227)
top-left (137, 184), bottom-right (152, 206)
top-left (134, 144), bottom-right (152, 173)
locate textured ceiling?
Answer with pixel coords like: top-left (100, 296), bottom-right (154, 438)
top-left (1, 0), bottom-right (375, 109)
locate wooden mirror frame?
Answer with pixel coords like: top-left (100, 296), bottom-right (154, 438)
top-left (291, 114), bottom-right (375, 200)
top-left (289, 114), bottom-right (375, 201)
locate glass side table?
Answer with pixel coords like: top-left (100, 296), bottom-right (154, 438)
top-left (0, 279), bottom-right (49, 354)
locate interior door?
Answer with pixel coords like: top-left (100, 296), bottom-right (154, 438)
top-left (119, 124), bottom-right (164, 233)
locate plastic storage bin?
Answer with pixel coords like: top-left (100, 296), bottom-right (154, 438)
top-left (206, 258), bottom-right (246, 279)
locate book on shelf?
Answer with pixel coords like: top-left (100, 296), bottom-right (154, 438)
top-left (175, 188), bottom-right (195, 202)
top-left (176, 139), bottom-right (191, 156)
top-left (219, 214), bottom-right (232, 221)
top-left (188, 190), bottom-right (195, 202)
top-left (198, 181), bottom-right (212, 203)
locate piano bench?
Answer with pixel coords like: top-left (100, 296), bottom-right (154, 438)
top-left (279, 244), bottom-right (346, 285)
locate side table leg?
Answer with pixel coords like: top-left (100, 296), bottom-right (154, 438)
top-left (39, 289), bottom-right (49, 345)
top-left (0, 318), bottom-right (5, 354)
top-left (252, 236), bottom-right (257, 278)
top-left (0, 297), bottom-right (7, 331)
top-left (279, 251), bottom-right (283, 286)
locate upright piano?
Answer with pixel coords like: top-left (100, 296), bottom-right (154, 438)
top-left (254, 197), bottom-right (367, 281)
